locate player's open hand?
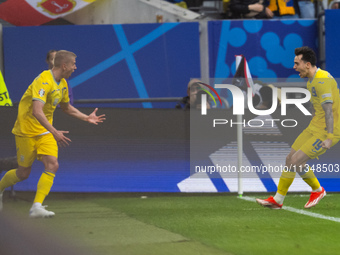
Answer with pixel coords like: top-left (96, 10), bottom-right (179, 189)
top-left (53, 130), bottom-right (72, 147)
top-left (87, 108), bottom-right (106, 125)
top-left (321, 138), bottom-right (332, 150)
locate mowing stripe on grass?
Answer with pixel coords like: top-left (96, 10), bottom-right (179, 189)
top-left (240, 196), bottom-right (340, 223)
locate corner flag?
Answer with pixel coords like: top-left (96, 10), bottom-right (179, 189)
top-left (0, 70), bottom-right (13, 106)
top-left (232, 55), bottom-right (255, 93)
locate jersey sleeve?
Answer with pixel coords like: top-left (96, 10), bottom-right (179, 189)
top-left (316, 79), bottom-right (333, 105)
top-left (31, 74), bottom-right (50, 104)
top-left (60, 80), bottom-right (70, 104)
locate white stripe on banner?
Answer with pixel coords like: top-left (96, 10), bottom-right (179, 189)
top-left (177, 172), bottom-right (218, 192)
top-left (201, 94), bottom-right (207, 115)
top-left (240, 196), bottom-right (340, 223)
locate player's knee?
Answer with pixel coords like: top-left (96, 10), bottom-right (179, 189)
top-left (285, 154), bottom-right (293, 166)
top-left (48, 161), bottom-right (59, 173)
top-left (286, 157), bottom-right (299, 170)
top-left (43, 156), bottom-right (59, 173)
top-left (16, 167), bottom-right (31, 180)
top-left (18, 172), bottom-right (30, 180)
top-left (287, 157), bottom-right (304, 171)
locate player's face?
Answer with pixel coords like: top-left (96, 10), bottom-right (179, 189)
top-left (63, 57), bottom-right (77, 79)
top-left (293, 55), bottom-right (309, 78)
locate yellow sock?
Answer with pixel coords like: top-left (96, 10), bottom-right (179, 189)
top-left (300, 169), bottom-right (321, 191)
top-left (0, 169), bottom-right (20, 192)
top-left (277, 170), bottom-right (296, 196)
top-left (33, 171), bottom-right (55, 204)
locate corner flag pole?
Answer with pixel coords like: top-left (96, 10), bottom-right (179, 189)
top-left (237, 114), bottom-right (243, 197)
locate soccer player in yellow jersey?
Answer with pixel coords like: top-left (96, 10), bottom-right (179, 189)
top-left (0, 50), bottom-right (105, 217)
top-left (256, 46), bottom-right (340, 209)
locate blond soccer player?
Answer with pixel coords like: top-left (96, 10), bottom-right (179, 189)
top-left (0, 50), bottom-right (105, 217)
top-left (256, 46), bottom-right (340, 209)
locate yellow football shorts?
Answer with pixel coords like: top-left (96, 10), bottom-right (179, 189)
top-left (292, 127), bottom-right (339, 159)
top-left (15, 133), bottom-right (58, 167)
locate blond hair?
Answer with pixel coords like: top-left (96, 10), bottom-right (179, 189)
top-left (53, 50), bottom-right (77, 68)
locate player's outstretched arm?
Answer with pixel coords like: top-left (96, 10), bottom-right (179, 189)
top-left (59, 102), bottom-right (106, 125)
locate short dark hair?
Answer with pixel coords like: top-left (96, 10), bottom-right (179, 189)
top-left (295, 46), bottom-right (317, 66)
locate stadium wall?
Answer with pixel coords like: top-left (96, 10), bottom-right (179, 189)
top-left (1, 107), bottom-right (340, 193)
top-left (0, 107), bottom-right (190, 192)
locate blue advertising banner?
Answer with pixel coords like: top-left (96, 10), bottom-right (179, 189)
top-left (3, 23), bottom-right (201, 108)
top-left (325, 10), bottom-right (340, 79)
top-left (208, 19), bottom-right (317, 80)
top-left (208, 19), bottom-right (317, 108)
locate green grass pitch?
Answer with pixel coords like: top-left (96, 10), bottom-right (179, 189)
top-left (2, 192), bottom-right (340, 255)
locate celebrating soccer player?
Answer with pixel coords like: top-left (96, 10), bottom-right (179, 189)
top-left (256, 46), bottom-right (340, 209)
top-left (0, 50), bottom-right (105, 217)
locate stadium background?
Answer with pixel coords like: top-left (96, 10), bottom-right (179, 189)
top-left (1, 5), bottom-right (340, 193)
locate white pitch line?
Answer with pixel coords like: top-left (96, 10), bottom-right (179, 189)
top-left (240, 196), bottom-right (340, 223)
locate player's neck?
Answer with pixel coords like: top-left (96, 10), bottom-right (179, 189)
top-left (51, 68), bottom-right (62, 83)
top-left (307, 66), bottom-right (318, 79)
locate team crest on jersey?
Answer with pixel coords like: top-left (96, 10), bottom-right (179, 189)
top-left (39, 89), bottom-right (45, 97)
top-left (53, 98), bottom-right (60, 106)
top-left (37, 0), bottom-right (76, 16)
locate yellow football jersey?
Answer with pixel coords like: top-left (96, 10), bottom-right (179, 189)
top-left (12, 70), bottom-right (69, 137)
top-left (307, 68), bottom-right (340, 136)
